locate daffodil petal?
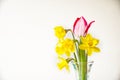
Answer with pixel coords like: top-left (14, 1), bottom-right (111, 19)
top-left (92, 47), bottom-right (100, 52)
top-left (65, 64), bottom-right (70, 71)
top-left (54, 26), bottom-right (66, 39)
top-left (81, 36), bottom-right (88, 44)
top-left (92, 38), bottom-right (99, 46)
top-left (87, 48), bottom-right (92, 56)
top-left (86, 34), bottom-right (92, 41)
top-left (79, 44), bottom-right (89, 50)
top-left (55, 43), bottom-right (64, 55)
top-left (65, 52), bottom-right (70, 57)
top-left (57, 57), bottom-right (69, 71)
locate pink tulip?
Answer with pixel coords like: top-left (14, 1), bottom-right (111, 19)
top-left (73, 16), bottom-right (95, 37)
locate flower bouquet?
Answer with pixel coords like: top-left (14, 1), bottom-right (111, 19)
top-left (54, 16), bottom-right (100, 80)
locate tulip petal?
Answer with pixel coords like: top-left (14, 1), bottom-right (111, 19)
top-left (73, 17), bottom-right (88, 36)
top-left (73, 18), bottom-right (80, 33)
top-left (85, 21), bottom-right (95, 34)
top-left (81, 16), bottom-right (87, 26)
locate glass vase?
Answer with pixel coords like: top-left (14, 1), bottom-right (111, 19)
top-left (71, 61), bottom-right (94, 80)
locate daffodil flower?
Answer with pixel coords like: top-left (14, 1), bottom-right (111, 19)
top-left (54, 26), bottom-right (66, 39)
top-left (79, 34), bottom-right (100, 56)
top-left (57, 57), bottom-right (69, 71)
top-left (73, 16), bottom-right (95, 37)
top-left (55, 40), bottom-right (65, 55)
top-left (55, 38), bottom-right (75, 56)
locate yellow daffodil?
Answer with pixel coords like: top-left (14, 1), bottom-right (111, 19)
top-left (55, 40), bottom-right (64, 55)
top-left (57, 57), bottom-right (69, 71)
top-left (55, 38), bottom-right (75, 56)
top-left (54, 26), bottom-right (66, 39)
top-left (79, 34), bottom-right (100, 56)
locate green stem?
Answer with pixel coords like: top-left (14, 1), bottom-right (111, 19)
top-left (78, 38), bottom-right (88, 80)
top-left (68, 30), bottom-right (80, 68)
top-left (73, 52), bottom-right (77, 63)
top-left (79, 50), bottom-right (87, 80)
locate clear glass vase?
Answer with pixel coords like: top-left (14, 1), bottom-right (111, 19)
top-left (71, 61), bottom-right (94, 80)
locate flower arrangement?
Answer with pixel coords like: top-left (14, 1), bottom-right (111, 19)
top-left (54, 16), bottom-right (100, 80)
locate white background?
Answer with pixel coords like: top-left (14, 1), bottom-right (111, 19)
top-left (0, 0), bottom-right (120, 80)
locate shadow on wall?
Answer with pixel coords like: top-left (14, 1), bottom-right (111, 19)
top-left (0, 0), bottom-right (5, 8)
top-left (0, 78), bottom-right (4, 80)
top-left (0, 73), bottom-right (5, 80)
top-left (118, 75), bottom-right (120, 80)
top-left (0, 0), bottom-right (2, 8)
top-left (117, 72), bottom-right (120, 80)
top-left (118, 0), bottom-right (120, 10)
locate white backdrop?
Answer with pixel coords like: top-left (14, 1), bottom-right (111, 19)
top-left (0, 0), bottom-right (120, 80)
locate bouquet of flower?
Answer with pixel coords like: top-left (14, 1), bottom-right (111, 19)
top-left (54, 16), bottom-right (100, 80)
